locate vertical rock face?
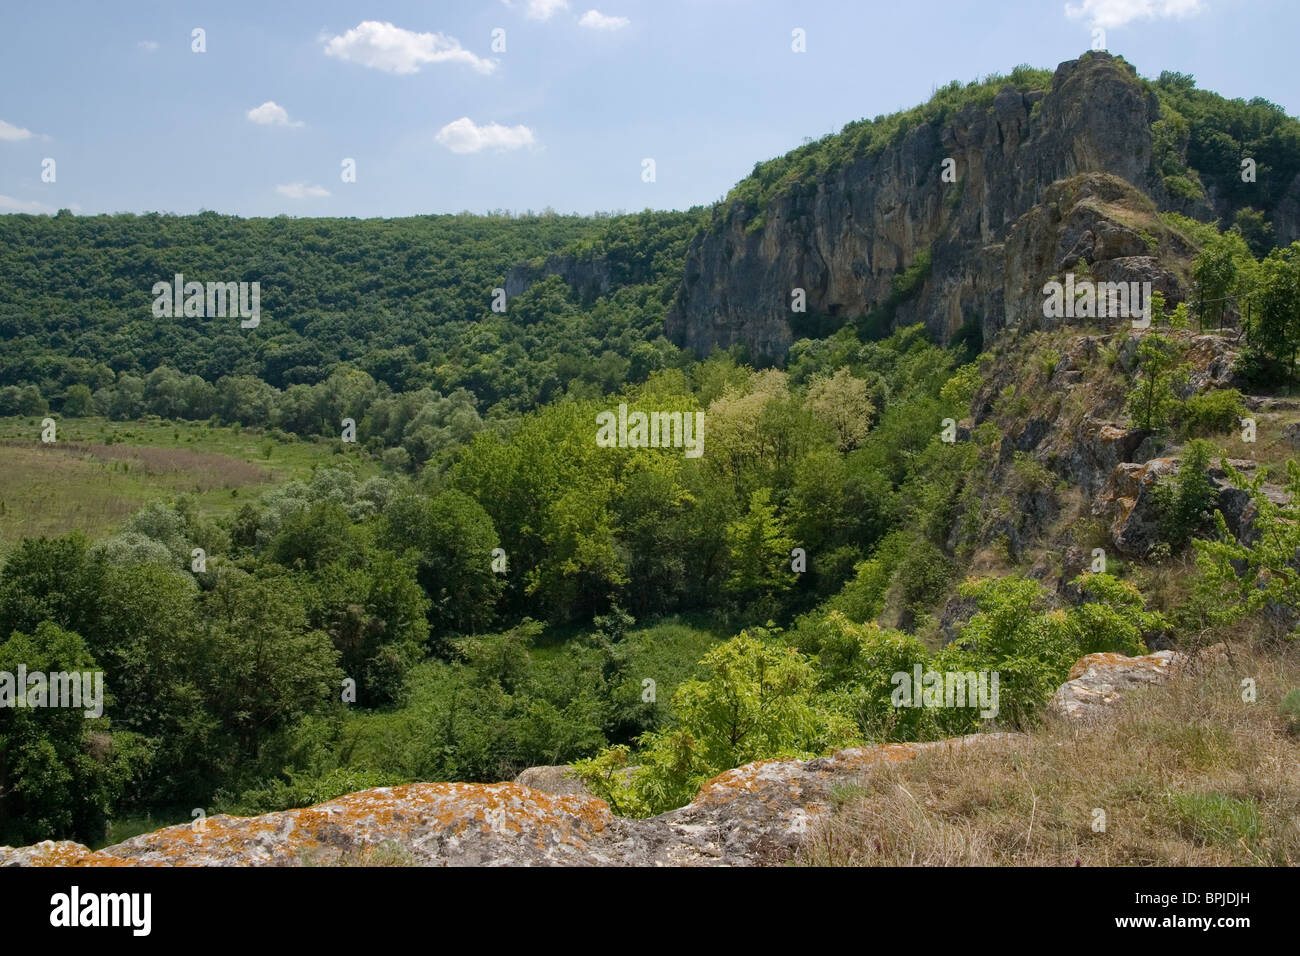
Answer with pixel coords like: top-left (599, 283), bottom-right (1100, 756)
top-left (665, 53), bottom-right (1206, 363)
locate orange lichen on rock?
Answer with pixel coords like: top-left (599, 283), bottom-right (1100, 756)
top-left (1050, 650), bottom-right (1180, 719)
top-left (1, 653), bottom-right (1184, 867)
top-left (0, 840), bottom-right (140, 867)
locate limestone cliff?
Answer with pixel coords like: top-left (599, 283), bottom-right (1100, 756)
top-left (664, 53), bottom-right (1250, 362)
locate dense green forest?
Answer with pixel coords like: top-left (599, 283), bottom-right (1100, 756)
top-left (4, 58), bottom-right (1300, 848)
top-left (0, 208), bottom-right (702, 426)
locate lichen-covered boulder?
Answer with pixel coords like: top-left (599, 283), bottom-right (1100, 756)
top-left (1047, 650), bottom-right (1181, 719)
top-left (0, 736), bottom-right (1020, 867)
top-left (513, 765), bottom-right (595, 799)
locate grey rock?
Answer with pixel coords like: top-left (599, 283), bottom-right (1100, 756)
top-left (661, 54), bottom-right (1230, 362)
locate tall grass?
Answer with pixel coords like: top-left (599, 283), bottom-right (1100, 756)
top-left (799, 642), bottom-right (1300, 866)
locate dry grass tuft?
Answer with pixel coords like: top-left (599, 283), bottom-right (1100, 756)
top-left (799, 641), bottom-right (1300, 866)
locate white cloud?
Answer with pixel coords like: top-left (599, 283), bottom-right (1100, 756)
top-left (578, 10), bottom-right (629, 30)
top-left (276, 182), bottom-right (331, 199)
top-left (502, 0), bottom-right (571, 21)
top-left (246, 101), bottom-right (303, 127)
top-left (0, 119), bottom-right (34, 142)
top-left (1064, 0), bottom-right (1204, 28)
top-left (138, 40), bottom-right (159, 52)
top-left (0, 195), bottom-right (55, 213)
top-left (435, 117), bottom-right (536, 154)
top-left (322, 21), bottom-right (495, 75)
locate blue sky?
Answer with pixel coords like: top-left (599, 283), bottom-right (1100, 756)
top-left (1, 0), bottom-right (1297, 218)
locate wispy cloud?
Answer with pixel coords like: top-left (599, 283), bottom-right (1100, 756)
top-left (0, 119), bottom-right (35, 142)
top-left (138, 40), bottom-right (159, 52)
top-left (578, 10), bottom-right (629, 30)
top-left (0, 195), bottom-right (56, 213)
top-left (1065, 0), bottom-right (1204, 28)
top-left (503, 0), bottom-right (571, 21)
top-left (246, 101), bottom-right (303, 127)
top-left (435, 117), bottom-right (536, 154)
top-left (323, 21), bottom-right (495, 75)
top-left (276, 182), bottom-right (331, 199)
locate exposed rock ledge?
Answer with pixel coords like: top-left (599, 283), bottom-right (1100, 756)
top-left (1047, 649), bottom-right (1177, 719)
top-left (2, 651), bottom-right (1184, 867)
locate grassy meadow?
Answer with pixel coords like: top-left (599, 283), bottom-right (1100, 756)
top-left (0, 415), bottom-right (378, 552)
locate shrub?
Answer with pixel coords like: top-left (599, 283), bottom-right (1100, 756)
top-left (1037, 348), bottom-right (1061, 380)
top-left (1153, 439), bottom-right (1219, 549)
top-left (1125, 334), bottom-right (1186, 432)
top-left (575, 631), bottom-right (858, 816)
top-left (1180, 389), bottom-right (1246, 437)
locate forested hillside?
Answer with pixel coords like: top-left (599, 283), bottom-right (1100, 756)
top-left (2, 55), bottom-right (1300, 863)
top-left (0, 208), bottom-right (701, 423)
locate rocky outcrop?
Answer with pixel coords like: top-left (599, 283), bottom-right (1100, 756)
top-left (1101, 457), bottom-right (1179, 556)
top-left (1062, 418), bottom-right (1149, 496)
top-left (1275, 171), bottom-right (1300, 247)
top-left (513, 764), bottom-right (595, 799)
top-left (2, 649), bottom-right (1193, 868)
top-left (505, 254), bottom-right (614, 304)
top-left (1095, 452), bottom-right (1290, 557)
top-left (1047, 649), bottom-right (1180, 719)
top-left (665, 53), bottom-right (1210, 362)
top-left (3, 735), bottom-right (1020, 868)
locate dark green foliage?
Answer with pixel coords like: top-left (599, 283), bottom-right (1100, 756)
top-left (0, 622), bottom-right (140, 846)
top-left (1151, 71), bottom-right (1300, 237)
top-left (1233, 208), bottom-right (1275, 258)
top-left (0, 209), bottom-right (700, 434)
top-left (378, 489), bottom-right (503, 640)
top-left (200, 569), bottom-right (342, 761)
top-left (1153, 439), bottom-right (1220, 549)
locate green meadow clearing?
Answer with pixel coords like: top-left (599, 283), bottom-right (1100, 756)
top-left (0, 415), bottom-right (379, 551)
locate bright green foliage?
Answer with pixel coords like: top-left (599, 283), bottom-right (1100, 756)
top-left (1186, 458), bottom-right (1300, 641)
top-left (1180, 388), bottom-right (1246, 437)
top-left (946, 577), bottom-right (1079, 728)
top-left (575, 631), bottom-right (857, 816)
top-left (577, 568), bottom-right (1171, 817)
top-left (1249, 242), bottom-right (1300, 381)
top-left (826, 554), bottom-right (893, 623)
top-left (1125, 334), bottom-right (1187, 432)
top-left (940, 361), bottom-right (981, 415)
top-left (790, 611), bottom-right (935, 741)
top-left (1193, 232), bottom-right (1250, 327)
top-left (806, 367), bottom-right (875, 451)
top-left (724, 488), bottom-right (795, 608)
top-left (1067, 573), bottom-right (1166, 656)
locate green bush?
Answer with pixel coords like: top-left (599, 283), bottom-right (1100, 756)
top-left (574, 631), bottom-right (857, 816)
top-left (1180, 389), bottom-right (1246, 437)
top-left (1153, 439), bottom-right (1219, 548)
